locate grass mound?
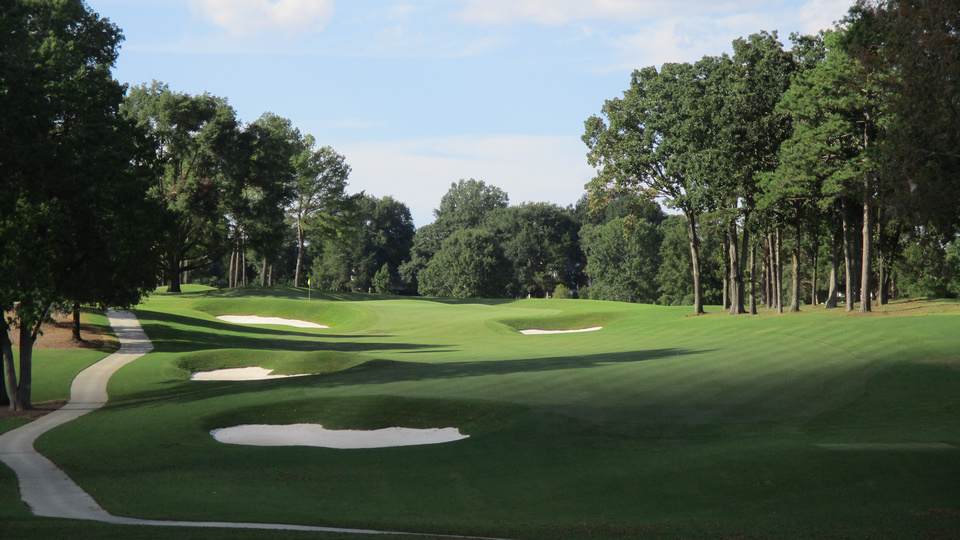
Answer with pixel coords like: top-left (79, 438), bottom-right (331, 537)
top-left (202, 395), bottom-right (522, 435)
top-left (176, 349), bottom-right (370, 378)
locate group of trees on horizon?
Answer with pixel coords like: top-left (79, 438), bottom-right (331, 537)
top-left (2, 0), bottom-right (959, 410)
top-left (586, 0), bottom-right (960, 316)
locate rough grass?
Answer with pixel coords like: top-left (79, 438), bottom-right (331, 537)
top-left (5, 289), bottom-right (960, 539)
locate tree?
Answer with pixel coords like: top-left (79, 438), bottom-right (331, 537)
top-left (400, 179), bottom-right (508, 291)
top-left (123, 81), bottom-right (241, 292)
top-left (484, 203), bottom-right (584, 298)
top-left (584, 62), bottom-right (715, 314)
top-left (434, 179), bottom-right (509, 228)
top-left (372, 263), bottom-right (392, 294)
top-left (289, 139), bottom-right (351, 287)
top-left (237, 113), bottom-right (298, 286)
top-left (877, 0), bottom-right (960, 239)
top-left (581, 217), bottom-right (663, 303)
top-left (1, 0), bottom-right (159, 409)
top-left (715, 32), bottom-right (797, 315)
top-left (657, 215), bottom-right (724, 306)
top-left (418, 229), bottom-right (511, 298)
top-left (311, 195), bottom-right (414, 292)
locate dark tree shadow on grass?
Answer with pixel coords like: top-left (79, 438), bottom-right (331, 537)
top-left (109, 348), bottom-right (707, 410)
top-left (134, 310), bottom-right (405, 353)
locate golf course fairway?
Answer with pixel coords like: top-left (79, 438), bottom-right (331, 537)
top-left (3, 286), bottom-right (960, 539)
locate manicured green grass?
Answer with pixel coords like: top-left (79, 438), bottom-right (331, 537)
top-left (7, 287), bottom-right (960, 538)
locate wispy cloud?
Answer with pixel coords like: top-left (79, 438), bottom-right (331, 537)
top-left (190, 0), bottom-right (335, 36)
top-left (455, 0), bottom-right (773, 25)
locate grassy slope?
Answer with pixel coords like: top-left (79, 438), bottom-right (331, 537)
top-left (8, 287), bottom-right (960, 538)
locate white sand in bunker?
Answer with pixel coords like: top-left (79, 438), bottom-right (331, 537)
top-left (211, 424), bottom-right (469, 449)
top-left (519, 326), bottom-right (602, 335)
top-left (190, 366), bottom-right (307, 381)
top-left (216, 315), bottom-right (327, 329)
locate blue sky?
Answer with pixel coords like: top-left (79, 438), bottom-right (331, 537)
top-left (85, 0), bottom-right (853, 227)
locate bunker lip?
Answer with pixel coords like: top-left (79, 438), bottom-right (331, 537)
top-left (211, 424), bottom-right (469, 449)
top-left (215, 315), bottom-right (327, 329)
top-left (190, 366), bottom-right (307, 381)
top-left (519, 326), bottom-right (602, 335)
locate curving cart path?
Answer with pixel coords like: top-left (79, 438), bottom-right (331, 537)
top-left (0, 310), bottom-right (504, 539)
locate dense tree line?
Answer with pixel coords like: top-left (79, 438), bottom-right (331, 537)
top-left (584, 0), bottom-right (960, 315)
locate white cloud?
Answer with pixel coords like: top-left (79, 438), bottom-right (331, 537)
top-left (340, 135), bottom-right (595, 226)
top-left (455, 0), bottom-right (773, 25)
top-left (799, 0), bottom-right (852, 34)
top-left (191, 0), bottom-right (335, 36)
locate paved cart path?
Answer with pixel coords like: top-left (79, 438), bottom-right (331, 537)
top-left (0, 310), bottom-right (505, 539)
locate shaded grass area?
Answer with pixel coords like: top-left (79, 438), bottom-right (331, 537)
top-left (0, 310), bottom-right (116, 434)
top-left (13, 291), bottom-right (960, 538)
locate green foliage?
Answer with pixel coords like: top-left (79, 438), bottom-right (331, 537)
top-left (372, 263), bottom-right (392, 294)
top-left (552, 284), bottom-right (572, 299)
top-left (0, 0), bottom-right (159, 408)
top-left (418, 229), bottom-right (511, 298)
top-left (483, 203), bottom-right (585, 298)
top-left (123, 82), bottom-right (241, 291)
top-left (581, 217), bottom-right (663, 303)
top-left (290, 139), bottom-right (352, 287)
top-left (401, 179), bottom-right (509, 292)
top-left (657, 216), bottom-right (723, 306)
top-left (311, 195), bottom-right (414, 293)
top-left (433, 179), bottom-right (509, 228)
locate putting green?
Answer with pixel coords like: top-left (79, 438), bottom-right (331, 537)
top-left (19, 289), bottom-right (960, 539)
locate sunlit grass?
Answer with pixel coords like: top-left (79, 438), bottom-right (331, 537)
top-left (4, 288), bottom-right (958, 538)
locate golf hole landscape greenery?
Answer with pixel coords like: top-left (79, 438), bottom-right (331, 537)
top-left (3, 285), bottom-right (960, 539)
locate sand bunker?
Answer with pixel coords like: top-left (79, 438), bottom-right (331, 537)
top-left (519, 326), bottom-right (602, 335)
top-left (190, 367), bottom-right (307, 381)
top-left (216, 315), bottom-right (327, 329)
top-left (211, 424), bottom-right (469, 449)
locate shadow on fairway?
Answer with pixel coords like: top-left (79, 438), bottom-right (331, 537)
top-left (134, 310), bottom-right (419, 354)
top-left (323, 348), bottom-right (706, 384)
top-left (109, 348), bottom-right (706, 410)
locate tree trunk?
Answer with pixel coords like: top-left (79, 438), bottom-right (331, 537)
top-left (728, 225), bottom-right (745, 315)
top-left (825, 231), bottom-right (840, 309)
top-left (167, 278), bottom-right (182, 293)
top-left (767, 234), bottom-right (776, 309)
top-left (15, 323), bottom-right (34, 410)
top-left (71, 302), bottom-right (83, 342)
top-left (295, 224), bottom-right (305, 288)
top-left (860, 178), bottom-right (873, 314)
top-left (775, 229), bottom-right (783, 314)
top-left (165, 253), bottom-right (183, 293)
top-left (261, 259), bottom-right (268, 287)
top-left (841, 197), bottom-right (855, 312)
top-left (683, 210), bottom-right (705, 315)
top-left (241, 248), bottom-right (247, 287)
top-left (1, 328), bottom-right (15, 409)
top-left (228, 247), bottom-right (236, 288)
top-left (791, 207), bottom-right (802, 313)
top-left (721, 231), bottom-right (730, 311)
top-left (739, 219), bottom-right (751, 313)
top-left (810, 231), bottom-right (819, 307)
top-left (876, 206), bottom-right (887, 306)
top-left (749, 242), bottom-right (757, 315)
